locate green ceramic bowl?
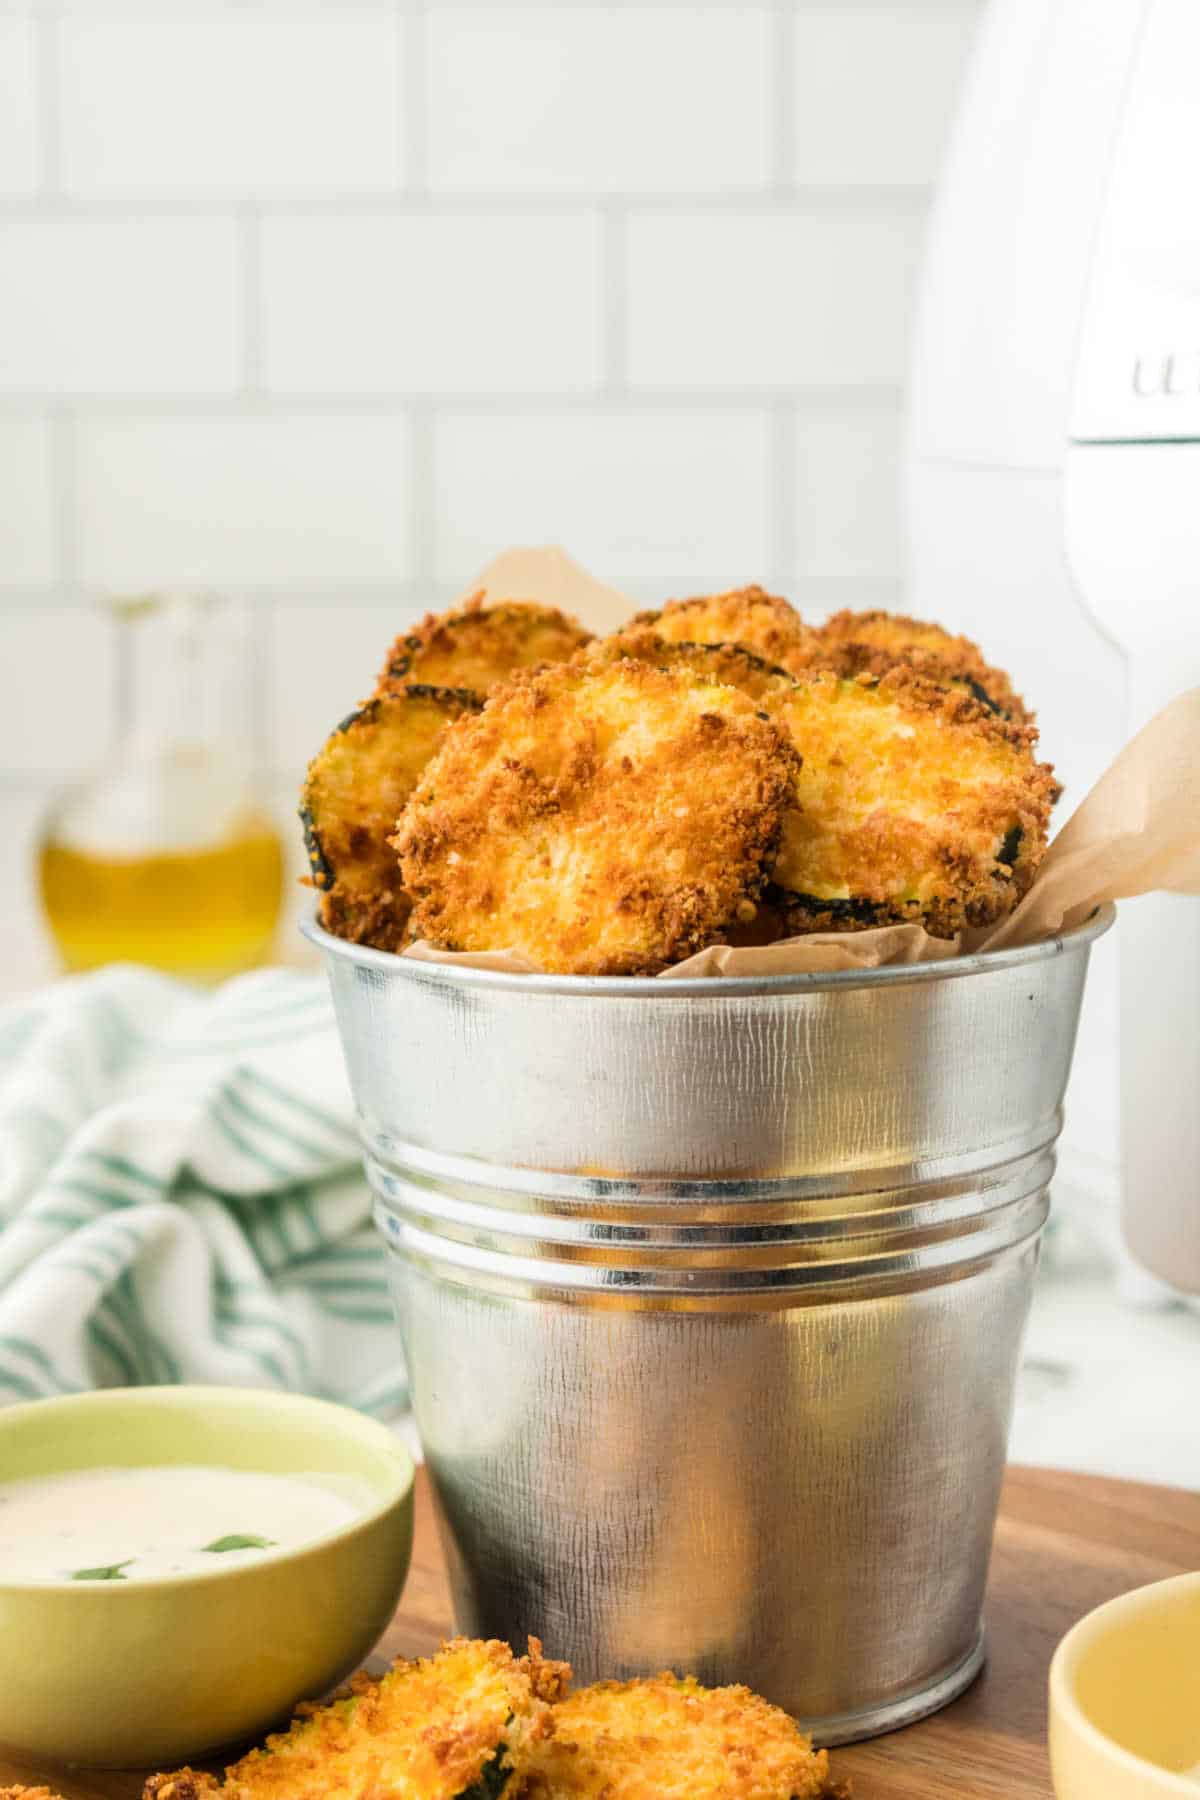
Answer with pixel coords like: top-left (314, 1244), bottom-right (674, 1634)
top-left (0, 1386), bottom-right (414, 1769)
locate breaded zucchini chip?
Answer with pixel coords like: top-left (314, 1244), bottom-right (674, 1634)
top-left (814, 609), bottom-right (1029, 722)
top-left (628, 585), bottom-right (817, 677)
top-left (768, 669), bottom-right (1056, 937)
top-left (301, 685), bottom-right (481, 951)
top-left (395, 659), bottom-right (801, 975)
top-left (380, 595), bottom-right (592, 696)
top-left (144, 1639), bottom-right (570, 1800)
top-left (512, 1673), bottom-right (845, 1800)
top-left (593, 634), bottom-right (1055, 938)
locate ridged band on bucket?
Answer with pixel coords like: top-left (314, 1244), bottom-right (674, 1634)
top-left (370, 1142), bottom-right (1055, 1305)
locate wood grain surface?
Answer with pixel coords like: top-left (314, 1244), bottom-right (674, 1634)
top-left (3, 1465), bottom-right (1197, 1800)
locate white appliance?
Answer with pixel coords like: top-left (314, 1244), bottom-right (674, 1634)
top-left (907, 0), bottom-right (1200, 1289)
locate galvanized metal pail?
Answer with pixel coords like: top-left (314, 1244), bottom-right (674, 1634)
top-left (305, 907), bottom-right (1111, 1744)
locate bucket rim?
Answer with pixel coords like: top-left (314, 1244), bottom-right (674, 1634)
top-left (301, 902), bottom-right (1113, 999)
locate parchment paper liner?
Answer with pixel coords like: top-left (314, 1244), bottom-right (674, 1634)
top-left (402, 547), bottom-right (1200, 978)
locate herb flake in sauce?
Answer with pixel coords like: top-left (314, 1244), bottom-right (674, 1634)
top-left (71, 1560), bottom-right (133, 1581)
top-left (202, 1533), bottom-right (277, 1553)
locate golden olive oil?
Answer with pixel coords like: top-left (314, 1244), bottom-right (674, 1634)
top-left (39, 814), bottom-right (284, 980)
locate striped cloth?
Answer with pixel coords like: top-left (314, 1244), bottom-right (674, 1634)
top-left (0, 964), bottom-right (405, 1419)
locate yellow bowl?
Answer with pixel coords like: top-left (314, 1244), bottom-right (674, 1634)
top-left (0, 1386), bottom-right (414, 1769)
top-left (1050, 1571), bottom-right (1200, 1797)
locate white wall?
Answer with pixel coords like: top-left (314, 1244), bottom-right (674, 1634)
top-left (0, 0), bottom-right (980, 970)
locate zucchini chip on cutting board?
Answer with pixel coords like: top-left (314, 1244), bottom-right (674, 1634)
top-left (301, 685), bottom-right (481, 952)
top-left (395, 657), bottom-right (801, 975)
top-left (512, 1673), bottom-right (847, 1800)
top-left (143, 1639), bottom-right (570, 1800)
top-left (379, 595), bottom-right (592, 698)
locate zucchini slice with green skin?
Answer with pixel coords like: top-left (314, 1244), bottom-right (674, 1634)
top-left (300, 684), bottom-right (481, 952)
top-left (380, 596), bottom-right (592, 697)
top-left (142, 1638), bottom-right (570, 1800)
top-left (764, 668), bottom-right (1056, 939)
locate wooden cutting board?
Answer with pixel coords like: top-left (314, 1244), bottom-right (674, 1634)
top-left (3, 1465), bottom-right (1197, 1800)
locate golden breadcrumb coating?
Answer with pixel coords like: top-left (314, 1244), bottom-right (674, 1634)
top-left (811, 609), bottom-right (1029, 722)
top-left (396, 658), bottom-right (802, 974)
top-left (591, 630), bottom-right (791, 703)
top-left (301, 685), bottom-right (481, 952)
top-left (0, 1790), bottom-right (68, 1800)
top-left (144, 1639), bottom-right (570, 1800)
top-left (512, 1673), bottom-right (847, 1800)
top-left (768, 668), bottom-right (1056, 937)
top-left (380, 595), bottom-right (592, 696)
top-left (589, 633), bottom-right (1055, 938)
top-left (629, 586), bottom-right (818, 677)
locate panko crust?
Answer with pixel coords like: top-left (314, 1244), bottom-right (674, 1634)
top-left (630, 586), bottom-right (819, 677)
top-left (768, 667), bottom-right (1057, 938)
top-left (510, 1673), bottom-right (846, 1800)
top-left (145, 1639), bottom-right (571, 1800)
top-left (591, 630), bottom-right (794, 704)
top-left (395, 658), bottom-right (802, 975)
top-left (379, 594), bottom-right (592, 697)
top-left (590, 634), bottom-right (1055, 939)
top-left (810, 609), bottom-right (1030, 723)
top-left (301, 685), bottom-right (481, 952)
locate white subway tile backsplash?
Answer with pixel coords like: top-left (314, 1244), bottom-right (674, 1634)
top-left (75, 414), bottom-right (411, 588)
top-left (0, 218), bottom-right (239, 396)
top-left (794, 401), bottom-right (904, 579)
top-left (0, 606), bottom-right (112, 776)
top-left (0, 0), bottom-right (984, 893)
top-left (432, 408), bottom-right (770, 590)
top-left (428, 8), bottom-right (769, 193)
top-left (59, 15), bottom-right (403, 196)
top-left (0, 17), bottom-right (39, 196)
top-left (794, 5), bottom-right (980, 188)
top-left (269, 600), bottom-right (423, 779)
top-left (261, 212), bottom-right (600, 394)
top-left (626, 208), bottom-right (924, 390)
top-left (0, 417), bottom-right (56, 586)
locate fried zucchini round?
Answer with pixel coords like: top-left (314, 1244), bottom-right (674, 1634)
top-left (513, 1673), bottom-right (841, 1800)
top-left (146, 1639), bottom-right (569, 1800)
top-left (768, 668), bottom-right (1056, 937)
top-left (813, 608), bottom-right (1029, 721)
top-left (301, 685), bottom-right (481, 952)
top-left (395, 659), bottom-right (801, 975)
top-left (380, 595), bottom-right (592, 696)
top-left (591, 634), bottom-right (1055, 938)
top-left (628, 585), bottom-right (818, 676)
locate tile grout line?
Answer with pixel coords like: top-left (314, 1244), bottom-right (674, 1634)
top-left (0, 189), bottom-right (934, 220)
top-left (34, 9), bottom-right (61, 197)
top-left (768, 398), bottom-right (797, 596)
top-left (402, 2), bottom-right (428, 194)
top-left (768, 0), bottom-right (796, 195)
top-left (406, 402), bottom-right (436, 590)
top-left (0, 388), bottom-right (907, 416)
top-left (238, 207), bottom-right (264, 394)
top-left (599, 202), bottom-right (627, 395)
top-left (0, 576), bottom-right (905, 619)
top-left (48, 408), bottom-right (79, 592)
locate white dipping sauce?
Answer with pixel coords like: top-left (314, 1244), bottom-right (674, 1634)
top-left (0, 1465), bottom-right (374, 1584)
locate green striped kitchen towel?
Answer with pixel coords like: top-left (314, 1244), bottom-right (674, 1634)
top-left (0, 963), bottom-right (405, 1419)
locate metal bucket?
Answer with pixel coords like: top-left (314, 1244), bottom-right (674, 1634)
top-left (305, 907), bottom-right (1111, 1744)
